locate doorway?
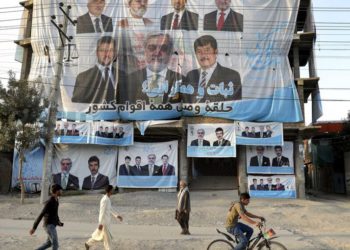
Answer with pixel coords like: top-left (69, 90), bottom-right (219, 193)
top-left (190, 157), bottom-right (238, 190)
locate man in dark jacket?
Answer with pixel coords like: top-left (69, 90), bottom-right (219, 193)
top-left (176, 180), bottom-right (191, 235)
top-left (52, 158), bottom-right (79, 190)
top-left (76, 0), bottom-right (113, 34)
top-left (182, 35), bottom-right (241, 103)
top-left (82, 156), bottom-right (110, 190)
top-left (30, 184), bottom-right (64, 250)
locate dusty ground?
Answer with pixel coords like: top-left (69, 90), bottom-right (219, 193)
top-left (0, 190), bottom-right (349, 249)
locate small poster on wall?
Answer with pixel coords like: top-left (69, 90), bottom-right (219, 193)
top-left (246, 142), bottom-right (294, 174)
top-left (187, 124), bottom-right (236, 158)
top-left (248, 175), bottom-right (296, 198)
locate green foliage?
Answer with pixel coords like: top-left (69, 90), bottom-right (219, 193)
top-left (0, 71), bottom-right (47, 153)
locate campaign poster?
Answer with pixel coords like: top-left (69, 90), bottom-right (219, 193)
top-left (235, 121), bottom-right (283, 146)
top-left (30, 0), bottom-right (302, 122)
top-left (117, 141), bottom-right (178, 188)
top-left (90, 121), bottom-right (133, 146)
top-left (246, 142), bottom-right (294, 174)
top-left (52, 144), bottom-right (118, 190)
top-left (187, 124), bottom-right (236, 158)
top-left (11, 142), bottom-right (45, 192)
top-left (248, 175), bottom-right (296, 198)
top-left (53, 120), bottom-right (89, 144)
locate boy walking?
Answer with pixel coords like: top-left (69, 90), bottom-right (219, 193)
top-left (30, 184), bottom-right (64, 250)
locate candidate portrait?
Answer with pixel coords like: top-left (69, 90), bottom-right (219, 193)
top-left (203, 0), bottom-right (243, 32)
top-left (160, 0), bottom-right (198, 31)
top-left (76, 0), bottom-right (113, 34)
top-left (118, 33), bottom-right (183, 105)
top-left (182, 35), bottom-right (242, 103)
top-left (72, 36), bottom-right (125, 104)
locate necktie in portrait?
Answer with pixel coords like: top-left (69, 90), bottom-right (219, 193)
top-left (172, 14), bottom-right (179, 29)
top-left (95, 18), bottom-right (102, 32)
top-left (217, 11), bottom-right (225, 30)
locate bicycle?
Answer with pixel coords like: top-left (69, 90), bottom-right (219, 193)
top-left (207, 221), bottom-right (287, 250)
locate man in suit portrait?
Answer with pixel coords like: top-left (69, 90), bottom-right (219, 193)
top-left (117, 0), bottom-right (153, 28)
top-left (263, 125), bottom-right (273, 138)
top-left (256, 125), bottom-right (265, 138)
top-left (109, 126), bottom-right (118, 138)
top-left (69, 123), bottom-right (80, 136)
top-left (257, 178), bottom-right (266, 190)
top-left (213, 127), bottom-right (231, 146)
top-left (76, 0), bottom-right (113, 34)
top-left (190, 128), bottom-right (211, 146)
top-left (272, 145), bottom-right (290, 167)
top-left (142, 154), bottom-right (161, 176)
top-left (182, 35), bottom-right (242, 103)
top-left (118, 156), bottom-right (131, 176)
top-left (264, 177), bottom-right (275, 191)
top-left (52, 158), bottom-right (79, 190)
top-left (249, 178), bottom-right (258, 190)
top-left (102, 126), bottom-right (110, 138)
top-left (160, 154), bottom-right (175, 176)
top-left (82, 156), bottom-right (110, 190)
top-left (248, 127), bottom-right (257, 138)
top-left (95, 126), bottom-right (104, 137)
top-left (72, 36), bottom-right (124, 104)
top-left (60, 122), bottom-right (71, 136)
top-left (118, 33), bottom-right (183, 105)
top-left (117, 127), bottom-right (125, 138)
top-left (241, 126), bottom-right (249, 137)
top-left (130, 156), bottom-right (145, 175)
top-left (203, 0), bottom-right (243, 32)
top-left (160, 0), bottom-right (198, 31)
top-left (275, 178), bottom-right (285, 191)
top-left (249, 146), bottom-right (270, 167)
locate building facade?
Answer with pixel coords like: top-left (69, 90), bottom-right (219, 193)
top-left (14, 0), bottom-right (321, 198)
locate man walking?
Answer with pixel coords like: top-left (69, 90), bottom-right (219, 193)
top-left (85, 185), bottom-right (123, 250)
top-left (30, 184), bottom-right (64, 250)
top-left (176, 180), bottom-right (191, 235)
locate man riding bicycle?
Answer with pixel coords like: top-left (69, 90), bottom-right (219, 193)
top-left (225, 193), bottom-right (265, 250)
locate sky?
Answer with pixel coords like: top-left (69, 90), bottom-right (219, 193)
top-left (0, 1), bottom-right (349, 123)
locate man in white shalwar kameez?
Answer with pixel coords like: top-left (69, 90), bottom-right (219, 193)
top-left (85, 185), bottom-right (123, 250)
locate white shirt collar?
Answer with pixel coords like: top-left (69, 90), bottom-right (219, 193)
top-left (89, 12), bottom-right (101, 20)
top-left (146, 67), bottom-right (167, 79)
top-left (96, 63), bottom-right (116, 87)
top-left (216, 8), bottom-right (230, 21)
top-left (91, 173), bottom-right (99, 180)
top-left (172, 9), bottom-right (185, 26)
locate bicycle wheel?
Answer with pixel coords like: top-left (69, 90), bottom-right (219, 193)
top-left (257, 240), bottom-right (287, 250)
top-left (207, 239), bottom-right (234, 250)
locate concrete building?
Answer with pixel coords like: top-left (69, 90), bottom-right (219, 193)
top-left (14, 0), bottom-right (320, 198)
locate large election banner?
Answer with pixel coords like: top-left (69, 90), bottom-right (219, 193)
top-left (29, 0), bottom-right (302, 122)
top-left (235, 121), bottom-right (283, 146)
top-left (117, 141), bottom-right (178, 188)
top-left (53, 120), bottom-right (133, 146)
top-left (52, 144), bottom-right (118, 190)
top-left (187, 123), bottom-right (236, 157)
top-left (248, 175), bottom-right (296, 198)
top-left (246, 142), bottom-right (294, 174)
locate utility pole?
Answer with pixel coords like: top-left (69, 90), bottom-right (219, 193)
top-left (40, 2), bottom-right (75, 204)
